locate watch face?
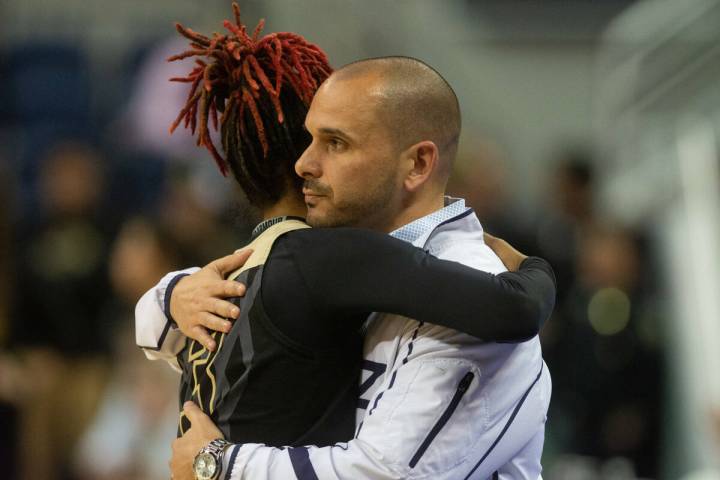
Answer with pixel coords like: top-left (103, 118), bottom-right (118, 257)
top-left (193, 452), bottom-right (218, 480)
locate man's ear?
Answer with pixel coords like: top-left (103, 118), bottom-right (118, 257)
top-left (403, 141), bottom-right (439, 192)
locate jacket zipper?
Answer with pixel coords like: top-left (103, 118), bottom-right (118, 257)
top-left (409, 371), bottom-right (475, 468)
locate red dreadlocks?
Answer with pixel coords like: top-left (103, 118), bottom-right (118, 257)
top-left (168, 3), bottom-right (332, 177)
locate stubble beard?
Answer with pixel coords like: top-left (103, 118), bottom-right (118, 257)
top-left (306, 172), bottom-right (398, 230)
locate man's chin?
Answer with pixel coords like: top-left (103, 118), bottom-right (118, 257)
top-left (306, 208), bottom-right (346, 228)
top-left (306, 213), bottom-right (334, 228)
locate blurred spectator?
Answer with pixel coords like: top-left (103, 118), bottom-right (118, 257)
top-left (73, 330), bottom-right (178, 480)
top-left (0, 161), bottom-right (18, 479)
top-left (12, 141), bottom-right (115, 353)
top-left (448, 139), bottom-right (537, 255)
top-left (10, 141), bottom-right (115, 480)
top-left (108, 217), bottom-right (181, 307)
top-left (536, 148), bottom-right (596, 299)
top-left (545, 228), bottom-right (663, 477)
top-left (74, 217), bottom-right (182, 480)
top-left (529, 147), bottom-right (665, 477)
top-left (157, 174), bottom-right (244, 266)
top-left (535, 148), bottom-right (598, 367)
top-left (0, 162), bottom-right (12, 345)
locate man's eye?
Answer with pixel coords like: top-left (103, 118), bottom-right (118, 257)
top-left (328, 138), bottom-right (345, 151)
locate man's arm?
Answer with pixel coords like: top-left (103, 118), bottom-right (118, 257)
top-left (134, 251), bottom-right (251, 367)
top-left (171, 401), bottom-right (407, 480)
top-left (135, 267), bottom-right (199, 372)
top-left (172, 354), bottom-right (536, 480)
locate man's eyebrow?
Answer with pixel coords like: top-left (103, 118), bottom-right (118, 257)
top-left (317, 127), bottom-right (354, 141)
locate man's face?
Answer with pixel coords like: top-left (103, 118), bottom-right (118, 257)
top-left (295, 75), bottom-right (403, 230)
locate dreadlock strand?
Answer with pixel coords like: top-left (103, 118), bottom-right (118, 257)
top-left (167, 49), bottom-right (206, 62)
top-left (203, 63), bottom-right (216, 92)
top-left (248, 56), bottom-right (283, 122)
top-left (249, 56), bottom-right (277, 95)
top-left (210, 98), bottom-right (219, 131)
top-left (232, 2), bottom-right (242, 29)
top-left (223, 20), bottom-right (249, 46)
top-left (189, 99), bottom-right (199, 133)
top-left (203, 136), bottom-right (227, 176)
top-left (169, 90), bottom-right (201, 134)
top-left (242, 87), bottom-right (268, 156)
top-left (175, 23), bottom-right (210, 46)
top-left (242, 60), bottom-right (261, 92)
top-left (278, 57), bottom-right (306, 101)
top-left (251, 18), bottom-right (266, 42)
top-left (220, 94), bottom-right (236, 125)
top-left (270, 37), bottom-right (284, 93)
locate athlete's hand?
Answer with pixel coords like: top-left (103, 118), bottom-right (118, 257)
top-left (484, 233), bottom-right (527, 272)
top-left (170, 249), bottom-right (253, 351)
top-left (170, 401), bottom-right (225, 480)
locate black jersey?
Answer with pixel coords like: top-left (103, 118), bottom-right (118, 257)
top-left (173, 218), bottom-right (556, 447)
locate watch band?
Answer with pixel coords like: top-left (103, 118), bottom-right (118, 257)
top-left (205, 438), bottom-right (231, 457)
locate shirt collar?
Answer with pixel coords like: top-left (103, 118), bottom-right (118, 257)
top-left (390, 196), bottom-right (470, 246)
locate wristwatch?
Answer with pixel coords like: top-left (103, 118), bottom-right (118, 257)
top-left (193, 438), bottom-right (231, 480)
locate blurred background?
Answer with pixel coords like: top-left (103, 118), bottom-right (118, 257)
top-left (0, 0), bottom-right (719, 479)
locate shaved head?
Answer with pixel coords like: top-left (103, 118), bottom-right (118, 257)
top-left (332, 56), bottom-right (461, 178)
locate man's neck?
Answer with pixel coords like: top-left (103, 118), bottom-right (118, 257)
top-left (381, 194), bottom-right (446, 233)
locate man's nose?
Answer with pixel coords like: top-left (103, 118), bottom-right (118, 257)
top-left (295, 146), bottom-right (321, 179)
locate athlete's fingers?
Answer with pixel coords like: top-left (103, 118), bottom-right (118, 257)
top-left (208, 249), bottom-right (253, 276)
top-left (190, 325), bottom-right (217, 351)
top-left (484, 232), bottom-right (527, 272)
top-left (198, 311), bottom-right (233, 333)
top-left (206, 280), bottom-right (246, 299)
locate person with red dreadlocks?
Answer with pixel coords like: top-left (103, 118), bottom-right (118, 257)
top-left (134, 4), bottom-right (555, 480)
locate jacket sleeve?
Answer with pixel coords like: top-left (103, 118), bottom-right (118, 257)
top-left (134, 267), bottom-right (199, 372)
top-left (220, 440), bottom-right (405, 480)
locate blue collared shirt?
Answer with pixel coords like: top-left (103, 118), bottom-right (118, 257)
top-left (390, 197), bottom-right (470, 245)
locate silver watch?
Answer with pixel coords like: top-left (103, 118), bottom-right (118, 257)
top-left (193, 438), bottom-right (231, 480)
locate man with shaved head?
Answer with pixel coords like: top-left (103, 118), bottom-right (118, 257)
top-left (159, 56), bottom-right (552, 479)
top-left (300, 57), bottom-right (462, 232)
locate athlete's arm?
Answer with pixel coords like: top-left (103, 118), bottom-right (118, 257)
top-left (267, 228), bottom-right (556, 342)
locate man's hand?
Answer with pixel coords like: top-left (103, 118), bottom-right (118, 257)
top-left (484, 233), bottom-right (527, 272)
top-left (170, 401), bottom-right (225, 480)
top-left (170, 249), bottom-right (253, 351)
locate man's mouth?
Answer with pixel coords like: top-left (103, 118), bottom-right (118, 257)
top-left (303, 188), bottom-right (325, 198)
